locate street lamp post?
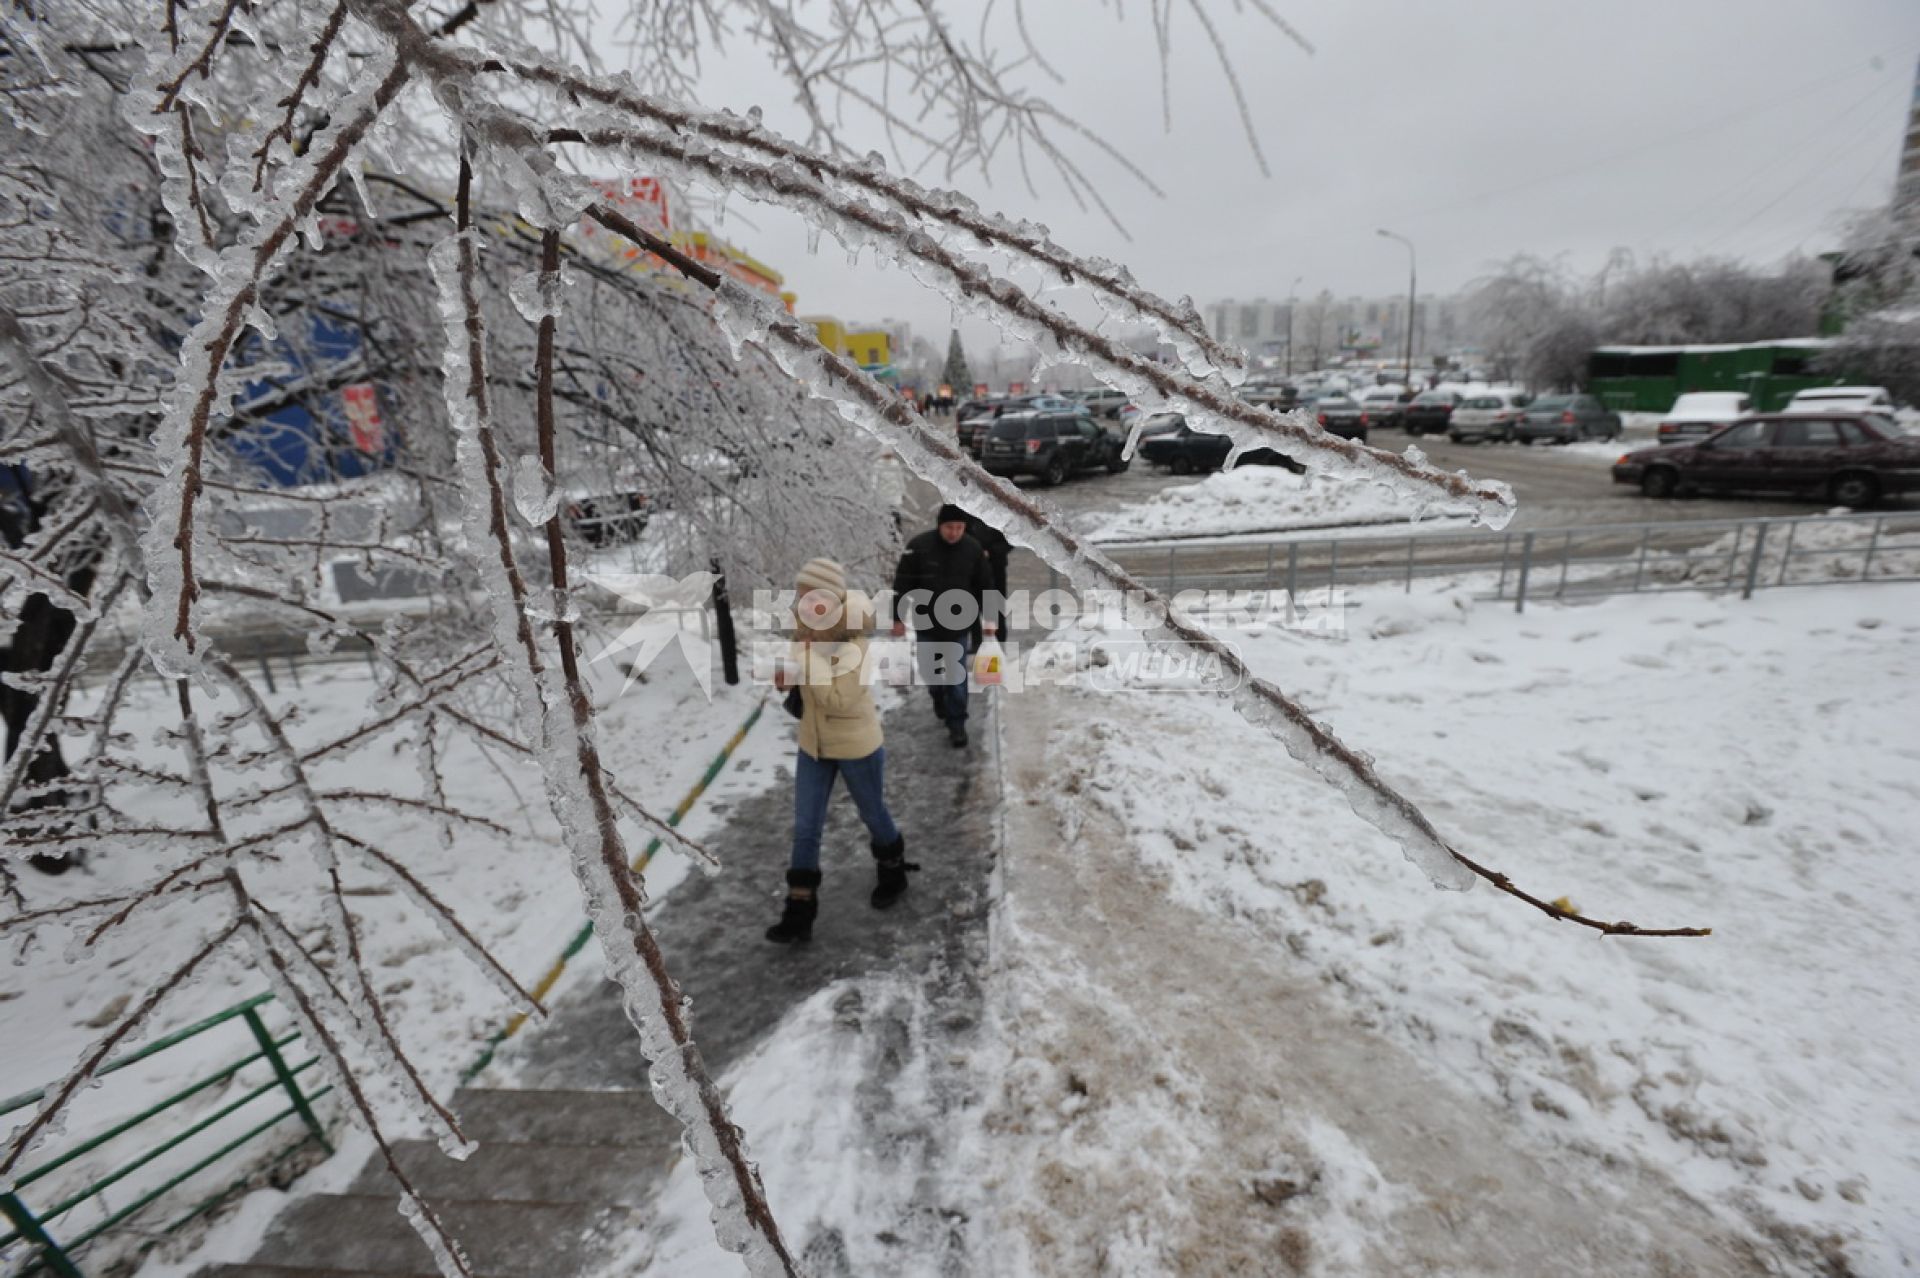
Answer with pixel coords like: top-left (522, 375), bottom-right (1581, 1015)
top-left (1376, 229), bottom-right (1416, 387)
top-left (1285, 274), bottom-right (1303, 376)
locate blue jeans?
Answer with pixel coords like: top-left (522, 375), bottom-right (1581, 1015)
top-left (917, 633), bottom-right (973, 725)
top-left (790, 747), bottom-right (901, 873)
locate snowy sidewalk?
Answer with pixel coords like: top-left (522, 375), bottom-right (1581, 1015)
top-left (976, 680), bottom-right (1763, 1275)
top-left (508, 690), bottom-right (997, 1090)
top-left (191, 687), bottom-right (999, 1276)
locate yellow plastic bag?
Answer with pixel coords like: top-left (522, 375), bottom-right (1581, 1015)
top-left (972, 637), bottom-right (1005, 687)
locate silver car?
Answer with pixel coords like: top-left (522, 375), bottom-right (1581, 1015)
top-left (1448, 391), bottom-right (1531, 443)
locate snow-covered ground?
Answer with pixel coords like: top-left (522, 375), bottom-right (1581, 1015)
top-left (1000, 580), bottom-right (1920, 1271)
top-left (2, 621), bottom-right (779, 1273)
top-left (620, 578), bottom-right (1920, 1274)
top-left (1089, 466), bottom-right (1480, 543)
top-left (18, 520), bottom-right (1920, 1274)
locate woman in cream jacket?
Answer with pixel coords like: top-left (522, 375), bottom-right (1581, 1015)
top-left (766, 558), bottom-right (910, 944)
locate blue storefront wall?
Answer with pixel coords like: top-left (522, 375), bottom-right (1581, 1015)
top-left (223, 311), bottom-right (397, 488)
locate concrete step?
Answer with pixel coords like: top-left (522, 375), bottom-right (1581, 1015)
top-left (448, 1088), bottom-right (675, 1150)
top-left (344, 1138), bottom-right (663, 1205)
top-left (246, 1194), bottom-right (630, 1276)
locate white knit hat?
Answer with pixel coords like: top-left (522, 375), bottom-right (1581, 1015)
top-left (795, 557), bottom-right (847, 600)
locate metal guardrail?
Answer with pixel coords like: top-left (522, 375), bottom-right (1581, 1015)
top-left (1085, 511), bottom-right (1920, 613)
top-left (0, 995), bottom-right (332, 1277)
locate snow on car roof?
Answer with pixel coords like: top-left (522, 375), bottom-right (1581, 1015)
top-left (1666, 392), bottom-right (1749, 419)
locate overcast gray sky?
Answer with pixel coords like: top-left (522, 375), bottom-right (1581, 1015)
top-left (674, 1), bottom-right (1920, 354)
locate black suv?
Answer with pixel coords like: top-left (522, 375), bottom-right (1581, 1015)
top-left (981, 411), bottom-right (1128, 485)
top-left (957, 394), bottom-right (1075, 456)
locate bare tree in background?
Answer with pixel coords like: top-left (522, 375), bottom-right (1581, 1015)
top-left (1819, 209), bottom-right (1920, 403)
top-left (1467, 251), bottom-right (1830, 391)
top-left (2, 2), bottom-right (1713, 1275)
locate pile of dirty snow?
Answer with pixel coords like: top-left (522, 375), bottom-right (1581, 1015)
top-left (1089, 465), bottom-right (1476, 543)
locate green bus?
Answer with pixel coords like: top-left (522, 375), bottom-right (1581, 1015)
top-left (1587, 339), bottom-right (1850, 413)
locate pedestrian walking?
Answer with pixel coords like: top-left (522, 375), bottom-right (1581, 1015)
top-left (766, 558), bottom-right (912, 944)
top-left (960, 509), bottom-right (1011, 602)
top-left (891, 504), bottom-right (997, 749)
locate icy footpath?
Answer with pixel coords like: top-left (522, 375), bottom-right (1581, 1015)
top-left (973, 681), bottom-right (1761, 1275)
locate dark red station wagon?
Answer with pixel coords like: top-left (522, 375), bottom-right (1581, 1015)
top-left (1612, 413), bottom-right (1920, 508)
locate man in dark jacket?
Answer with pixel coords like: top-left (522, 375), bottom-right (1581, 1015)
top-left (961, 510), bottom-right (1011, 602)
top-left (892, 503), bottom-right (997, 748)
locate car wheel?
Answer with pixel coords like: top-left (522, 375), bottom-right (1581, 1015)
top-left (1641, 467), bottom-right (1678, 499)
top-left (1044, 456), bottom-right (1068, 487)
top-left (1501, 426), bottom-right (1516, 443)
top-left (1106, 453), bottom-right (1130, 474)
top-left (1829, 471), bottom-right (1878, 508)
top-left (1170, 457), bottom-right (1193, 476)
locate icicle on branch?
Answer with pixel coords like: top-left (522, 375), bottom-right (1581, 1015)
top-left (204, 654), bottom-right (477, 1158)
top-left (235, 881), bottom-right (477, 1278)
top-left (348, 4), bottom-right (1243, 374)
top-left (581, 203), bottom-right (1707, 940)
top-left (138, 50), bottom-right (413, 674)
top-left (1, 918), bottom-right (243, 1185)
top-left (424, 162), bottom-right (797, 1274)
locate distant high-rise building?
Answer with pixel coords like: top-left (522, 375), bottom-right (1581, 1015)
top-left (1897, 57), bottom-right (1920, 223)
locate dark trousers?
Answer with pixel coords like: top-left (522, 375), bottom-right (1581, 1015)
top-left (917, 631), bottom-right (974, 725)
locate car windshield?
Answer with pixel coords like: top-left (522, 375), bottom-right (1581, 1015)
top-left (987, 417), bottom-right (1035, 440)
top-left (1414, 391), bottom-right (1452, 403)
top-left (1529, 396), bottom-right (1572, 412)
top-left (1464, 396), bottom-right (1502, 409)
top-left (1320, 396), bottom-right (1355, 408)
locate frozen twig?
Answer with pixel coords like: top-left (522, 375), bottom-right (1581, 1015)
top-left (1, 918), bottom-right (243, 1183)
top-left (583, 203), bottom-right (1707, 938)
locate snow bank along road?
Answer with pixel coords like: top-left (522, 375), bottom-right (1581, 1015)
top-left (1031, 429), bottom-right (1834, 543)
top-left (509, 688), bottom-right (999, 1274)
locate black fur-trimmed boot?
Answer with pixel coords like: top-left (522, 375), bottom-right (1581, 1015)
top-left (869, 835), bottom-right (919, 909)
top-left (765, 868), bottom-right (821, 943)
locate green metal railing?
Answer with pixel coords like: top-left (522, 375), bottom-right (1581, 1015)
top-left (0, 993), bottom-right (333, 1277)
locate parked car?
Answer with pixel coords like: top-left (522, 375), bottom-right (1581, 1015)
top-left (957, 394), bottom-right (1074, 455)
top-left (1402, 389), bottom-right (1463, 436)
top-left (1612, 413), bottom-right (1920, 506)
top-left (1782, 386), bottom-right (1895, 416)
top-left (954, 397), bottom-right (1003, 450)
top-left (1448, 391), bottom-right (1532, 443)
top-left (1513, 393), bottom-right (1622, 444)
top-left (1359, 388), bottom-right (1409, 430)
top-left (981, 410), bottom-right (1127, 485)
top-left (1242, 377), bottom-right (1299, 412)
top-left (1138, 423), bottom-right (1299, 475)
top-left (566, 491), bottom-right (650, 546)
top-left (1313, 394), bottom-right (1370, 443)
top-left (1657, 391), bottom-right (1751, 444)
top-left (1135, 411), bottom-right (1188, 442)
top-left (1077, 388), bottom-right (1131, 420)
